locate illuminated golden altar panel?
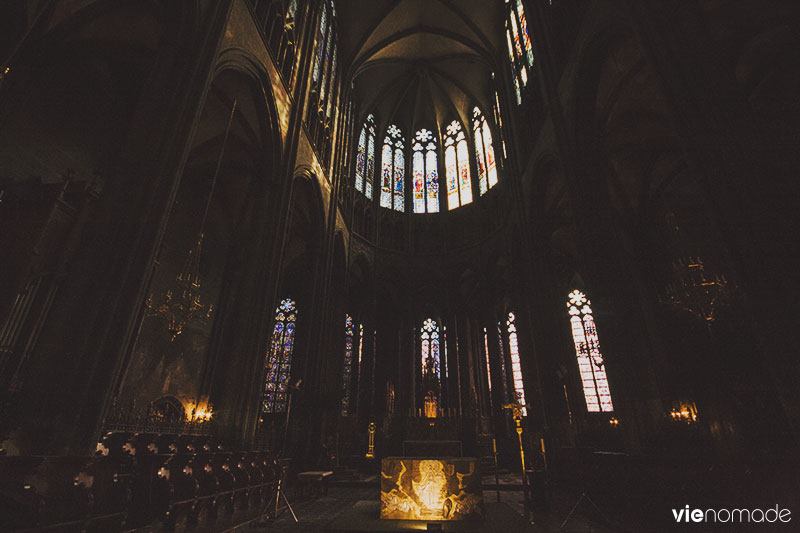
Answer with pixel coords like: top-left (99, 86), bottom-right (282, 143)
top-left (380, 457), bottom-right (482, 521)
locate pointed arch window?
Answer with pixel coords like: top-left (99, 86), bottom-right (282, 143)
top-left (472, 107), bottom-right (499, 195)
top-left (444, 120), bottom-right (473, 210)
top-left (263, 298), bottom-right (297, 414)
top-left (420, 318), bottom-right (441, 379)
top-left (505, 0), bottom-right (534, 105)
top-left (497, 322), bottom-right (509, 403)
top-left (567, 290), bottom-right (613, 413)
top-left (412, 129), bottom-right (439, 213)
top-left (380, 125), bottom-right (405, 211)
top-left (357, 323), bottom-right (364, 376)
top-left (483, 327), bottom-right (492, 393)
top-left (506, 312), bottom-right (528, 416)
top-left (491, 76), bottom-right (508, 161)
top-left (308, 0), bottom-right (339, 162)
top-left (341, 314), bottom-right (355, 415)
top-left (355, 114), bottom-right (376, 199)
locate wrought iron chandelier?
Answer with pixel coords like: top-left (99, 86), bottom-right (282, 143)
top-left (146, 99), bottom-right (238, 340)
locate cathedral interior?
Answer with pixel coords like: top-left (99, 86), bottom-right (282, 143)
top-left (1, 0), bottom-right (799, 531)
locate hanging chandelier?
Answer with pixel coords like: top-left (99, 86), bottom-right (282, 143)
top-left (146, 99), bottom-right (238, 341)
top-left (660, 213), bottom-right (733, 324)
top-left (662, 256), bottom-right (731, 323)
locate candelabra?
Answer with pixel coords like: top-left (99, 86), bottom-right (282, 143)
top-left (365, 422), bottom-right (375, 459)
top-left (145, 99), bottom-right (238, 340)
top-left (669, 401), bottom-right (698, 424)
top-left (145, 236), bottom-right (212, 341)
top-left (503, 401), bottom-right (531, 521)
top-left (662, 256), bottom-right (731, 324)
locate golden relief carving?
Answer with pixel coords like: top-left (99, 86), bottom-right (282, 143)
top-left (380, 458), bottom-right (482, 520)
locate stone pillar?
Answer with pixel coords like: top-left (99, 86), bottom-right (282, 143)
top-left (2, 4), bottom-right (235, 456)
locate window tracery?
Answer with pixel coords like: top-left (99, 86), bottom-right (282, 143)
top-left (355, 114), bottom-right (376, 198)
top-left (412, 129), bottom-right (439, 213)
top-left (381, 124), bottom-right (405, 211)
top-left (263, 298), bottom-right (297, 414)
top-left (567, 290), bottom-right (614, 412)
top-left (444, 120), bottom-right (473, 209)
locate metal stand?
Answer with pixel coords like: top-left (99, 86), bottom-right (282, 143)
top-left (502, 401), bottom-right (532, 524)
top-left (559, 450), bottom-right (612, 530)
top-left (559, 488), bottom-right (608, 530)
top-left (271, 478), bottom-right (298, 523)
top-left (492, 438), bottom-right (501, 503)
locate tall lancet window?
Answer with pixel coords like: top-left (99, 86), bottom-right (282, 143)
top-left (491, 77), bottom-right (508, 161)
top-left (483, 327), bottom-right (492, 393)
top-left (505, 0), bottom-right (534, 104)
top-left (506, 312), bottom-right (528, 416)
top-left (380, 124), bottom-right (405, 211)
top-left (567, 290), bottom-right (613, 413)
top-left (412, 129), bottom-right (440, 213)
top-left (263, 298), bottom-right (297, 413)
top-left (444, 120), bottom-right (473, 210)
top-left (357, 323), bottom-right (364, 377)
top-left (309, 0), bottom-right (339, 158)
top-left (497, 322), bottom-right (509, 402)
top-left (420, 318), bottom-right (441, 379)
top-left (472, 107), bottom-right (498, 195)
top-left (354, 114), bottom-right (376, 198)
top-left (341, 314), bottom-right (355, 415)
top-left (421, 318), bottom-right (441, 417)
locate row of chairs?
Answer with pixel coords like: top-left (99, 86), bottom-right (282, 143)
top-left (0, 432), bottom-right (287, 531)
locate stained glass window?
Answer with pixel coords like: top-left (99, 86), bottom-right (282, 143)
top-left (567, 290), bottom-right (614, 412)
top-left (444, 120), bottom-right (473, 210)
top-left (515, 0), bottom-right (534, 68)
top-left (355, 114), bottom-right (376, 199)
top-left (341, 314), bottom-right (355, 415)
top-left (413, 129), bottom-right (440, 213)
top-left (366, 122), bottom-right (375, 199)
top-left (413, 147), bottom-right (425, 213)
top-left (505, 0), bottom-right (533, 104)
top-left (381, 143), bottom-right (392, 208)
top-left (357, 323), bottom-right (364, 376)
top-left (312, 6), bottom-right (327, 84)
top-left (263, 298), bottom-right (298, 414)
top-left (319, 27), bottom-right (333, 101)
top-left (312, 1), bottom-right (338, 110)
top-left (442, 326), bottom-right (448, 379)
top-left (506, 312), bottom-right (527, 416)
top-left (491, 79), bottom-right (508, 161)
top-left (380, 124), bottom-right (405, 211)
top-left (421, 318), bottom-right (441, 378)
top-left (355, 127), bottom-right (366, 191)
top-left (497, 322), bottom-right (509, 402)
top-left (484, 327), bottom-right (492, 392)
top-left (325, 44), bottom-right (337, 118)
top-left (394, 146), bottom-right (404, 211)
top-left (472, 107), bottom-right (499, 195)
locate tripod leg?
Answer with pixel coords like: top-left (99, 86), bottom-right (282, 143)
top-left (582, 494), bottom-right (611, 525)
top-left (282, 490), bottom-right (299, 523)
top-left (559, 493), bottom-right (584, 530)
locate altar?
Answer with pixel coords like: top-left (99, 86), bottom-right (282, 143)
top-left (380, 457), bottom-right (482, 521)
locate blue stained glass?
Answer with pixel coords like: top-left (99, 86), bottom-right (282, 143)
top-left (262, 298), bottom-right (298, 414)
top-left (341, 314), bottom-right (355, 415)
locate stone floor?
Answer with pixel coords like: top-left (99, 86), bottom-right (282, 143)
top-left (233, 481), bottom-right (619, 532)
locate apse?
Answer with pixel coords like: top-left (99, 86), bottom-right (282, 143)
top-left (1, 1), bottom-right (798, 531)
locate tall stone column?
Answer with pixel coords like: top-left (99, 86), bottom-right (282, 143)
top-left (3, 4), bottom-right (235, 456)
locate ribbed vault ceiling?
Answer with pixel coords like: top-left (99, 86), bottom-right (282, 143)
top-left (336, 0), bottom-right (504, 133)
